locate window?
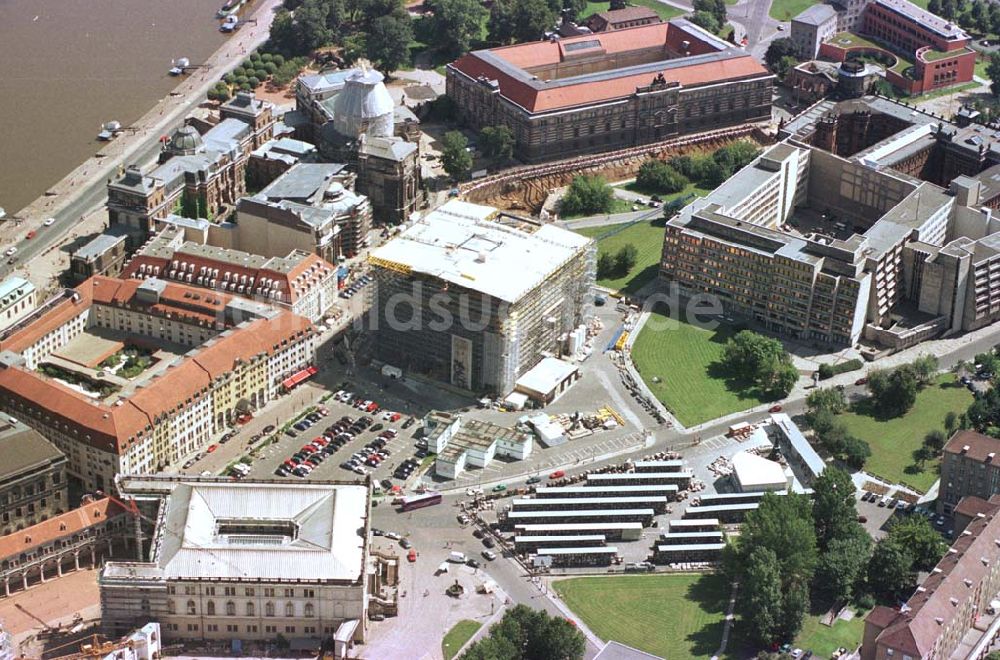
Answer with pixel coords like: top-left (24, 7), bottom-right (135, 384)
top-left (206, 601), bottom-right (216, 616)
top-left (285, 602), bottom-right (295, 617)
top-left (187, 600), bottom-right (196, 615)
top-left (226, 601), bottom-right (236, 616)
top-left (167, 600), bottom-right (176, 615)
top-left (285, 626), bottom-right (296, 633)
top-left (303, 589), bottom-right (315, 598)
top-left (265, 602), bottom-right (275, 617)
top-left (284, 588), bottom-right (294, 597)
top-left (304, 603), bottom-right (314, 618)
top-left (224, 586), bottom-right (236, 596)
top-left (245, 587), bottom-right (255, 597)
top-left (246, 602), bottom-right (255, 617)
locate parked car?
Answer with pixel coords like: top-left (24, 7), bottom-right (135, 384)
top-left (526, 475), bottom-right (542, 484)
top-left (407, 549), bottom-right (417, 562)
top-left (549, 470), bottom-right (565, 479)
top-left (482, 536), bottom-right (495, 548)
top-left (482, 550), bottom-right (497, 561)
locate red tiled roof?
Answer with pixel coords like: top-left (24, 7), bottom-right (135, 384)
top-left (868, 499), bottom-right (1000, 658)
top-left (0, 497), bottom-right (129, 561)
top-left (0, 289), bottom-right (93, 355)
top-left (954, 495), bottom-right (1000, 519)
top-left (943, 429), bottom-right (1000, 463)
top-left (0, 276), bottom-right (313, 456)
top-left (450, 22), bottom-right (767, 113)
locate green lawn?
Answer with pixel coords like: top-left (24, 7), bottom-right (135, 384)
top-left (442, 620), bottom-right (481, 660)
top-left (631, 308), bottom-right (772, 426)
top-left (769, 0), bottom-right (820, 20)
top-left (581, 0), bottom-right (686, 20)
top-left (837, 375), bottom-right (973, 492)
top-left (562, 197), bottom-right (634, 220)
top-left (794, 612), bottom-right (866, 657)
top-left (576, 218), bottom-right (666, 294)
top-left (554, 573), bottom-right (732, 659)
top-left (909, 81), bottom-right (980, 104)
top-left (977, 56), bottom-right (989, 80)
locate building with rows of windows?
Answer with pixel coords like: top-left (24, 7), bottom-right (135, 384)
top-left (446, 19), bottom-right (773, 162)
top-left (0, 276), bottom-right (315, 493)
top-left (100, 476), bottom-right (390, 653)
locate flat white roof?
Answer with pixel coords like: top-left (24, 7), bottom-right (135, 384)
top-left (514, 522), bottom-right (643, 531)
top-left (732, 451), bottom-right (788, 489)
top-left (656, 543), bottom-right (726, 552)
top-left (515, 535), bottom-right (607, 542)
top-left (512, 497), bottom-right (668, 507)
top-left (153, 481), bottom-right (368, 582)
top-left (515, 357), bottom-right (579, 396)
top-left (507, 509), bottom-right (654, 518)
top-left (587, 472), bottom-right (693, 481)
top-left (669, 518), bottom-right (720, 528)
top-left (370, 200), bottom-right (591, 303)
top-left (537, 547), bottom-right (619, 555)
top-left (535, 485), bottom-right (678, 495)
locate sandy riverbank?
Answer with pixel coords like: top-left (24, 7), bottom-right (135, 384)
top-left (3, 0), bottom-right (283, 247)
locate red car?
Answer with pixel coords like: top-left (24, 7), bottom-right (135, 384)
top-left (367, 402), bottom-right (380, 413)
top-left (549, 470), bottom-right (565, 479)
top-left (25, 230), bottom-right (36, 240)
top-left (768, 405), bottom-right (782, 413)
top-left (206, 444), bottom-right (218, 453)
top-left (389, 412), bottom-right (402, 422)
top-left (855, 377), bottom-right (868, 386)
top-left (407, 549), bottom-right (417, 562)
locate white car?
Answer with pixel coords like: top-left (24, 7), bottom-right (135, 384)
top-left (43, 217), bottom-right (56, 227)
top-left (339, 391), bottom-right (353, 402)
top-left (4, 247), bottom-right (16, 257)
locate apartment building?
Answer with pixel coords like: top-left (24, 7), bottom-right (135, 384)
top-left (447, 19), bottom-right (773, 162)
top-left (0, 278), bottom-right (36, 334)
top-left (0, 276), bottom-right (315, 492)
top-left (100, 476), bottom-right (388, 651)
top-left (369, 200), bottom-right (595, 394)
top-left (862, 494), bottom-right (1000, 660)
top-left (123, 226), bottom-right (338, 322)
top-left (0, 420), bottom-right (67, 536)
top-left (937, 431), bottom-right (1000, 515)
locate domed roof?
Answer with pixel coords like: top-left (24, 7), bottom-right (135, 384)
top-left (332, 64), bottom-right (395, 139)
top-left (169, 125), bottom-right (204, 153)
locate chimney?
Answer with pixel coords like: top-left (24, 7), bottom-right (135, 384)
top-left (962, 445), bottom-right (971, 453)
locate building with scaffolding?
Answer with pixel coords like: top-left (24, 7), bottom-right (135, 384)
top-left (368, 201), bottom-right (595, 394)
top-left (99, 476), bottom-right (386, 652)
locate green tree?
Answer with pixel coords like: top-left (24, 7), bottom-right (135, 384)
top-left (462, 604), bottom-right (586, 660)
top-left (441, 131), bottom-right (473, 180)
top-left (945, 410), bottom-right (959, 435)
top-left (613, 244), bottom-right (638, 275)
top-left (812, 467), bottom-right (857, 548)
top-left (815, 525), bottom-right (872, 603)
top-left (923, 428), bottom-right (947, 453)
top-left (867, 538), bottom-right (916, 601)
top-left (487, 0), bottom-right (516, 44)
top-left (481, 126), bottom-right (515, 159)
top-left (560, 175), bottom-right (615, 216)
top-left (693, 0), bottom-right (726, 25)
top-left (268, 9), bottom-right (298, 55)
top-left (690, 10), bottom-right (720, 33)
top-left (765, 38), bottom-right (798, 72)
top-left (740, 547), bottom-right (785, 647)
top-left (762, 359), bottom-right (799, 399)
top-left (886, 516), bottom-right (948, 571)
top-left (841, 435), bottom-right (872, 469)
top-left (988, 53), bottom-right (1000, 97)
top-left (366, 11), bottom-right (413, 74)
top-left (722, 330), bottom-right (797, 397)
top-left (509, 0), bottom-right (558, 43)
top-left (635, 160), bottom-right (689, 194)
top-left (426, 0), bottom-right (487, 56)
top-left (596, 252), bottom-right (615, 279)
top-left (928, 0), bottom-right (941, 13)
top-left (911, 354), bottom-right (939, 386)
top-left (734, 493), bottom-right (818, 642)
top-left (867, 365), bottom-right (919, 418)
top-left (806, 387), bottom-right (847, 417)
top-left (293, 0), bottom-right (335, 51)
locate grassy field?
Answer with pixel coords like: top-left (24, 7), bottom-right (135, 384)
top-left (794, 612), bottom-right (866, 657)
top-left (837, 375), bottom-right (972, 492)
top-left (562, 197), bottom-right (633, 220)
top-left (770, 0), bottom-right (820, 20)
top-left (908, 81), bottom-right (980, 104)
top-left (554, 573), bottom-right (731, 658)
top-left (977, 56), bottom-right (989, 80)
top-left (631, 309), bottom-right (772, 426)
top-left (576, 217), bottom-right (666, 294)
top-left (580, 0), bottom-right (687, 20)
top-left (442, 620), bottom-right (481, 660)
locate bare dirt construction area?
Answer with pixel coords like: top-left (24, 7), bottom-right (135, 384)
top-left (0, 568), bottom-right (102, 654)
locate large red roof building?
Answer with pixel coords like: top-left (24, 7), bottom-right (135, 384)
top-left (446, 19), bottom-right (773, 162)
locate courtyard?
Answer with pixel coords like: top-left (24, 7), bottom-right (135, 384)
top-left (552, 573), bottom-right (731, 659)
top-left (631, 309), bottom-right (771, 426)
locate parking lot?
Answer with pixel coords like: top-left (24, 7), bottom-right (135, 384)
top-left (242, 387), bottom-right (435, 489)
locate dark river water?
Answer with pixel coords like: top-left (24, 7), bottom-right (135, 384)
top-left (0, 0), bottom-right (230, 215)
